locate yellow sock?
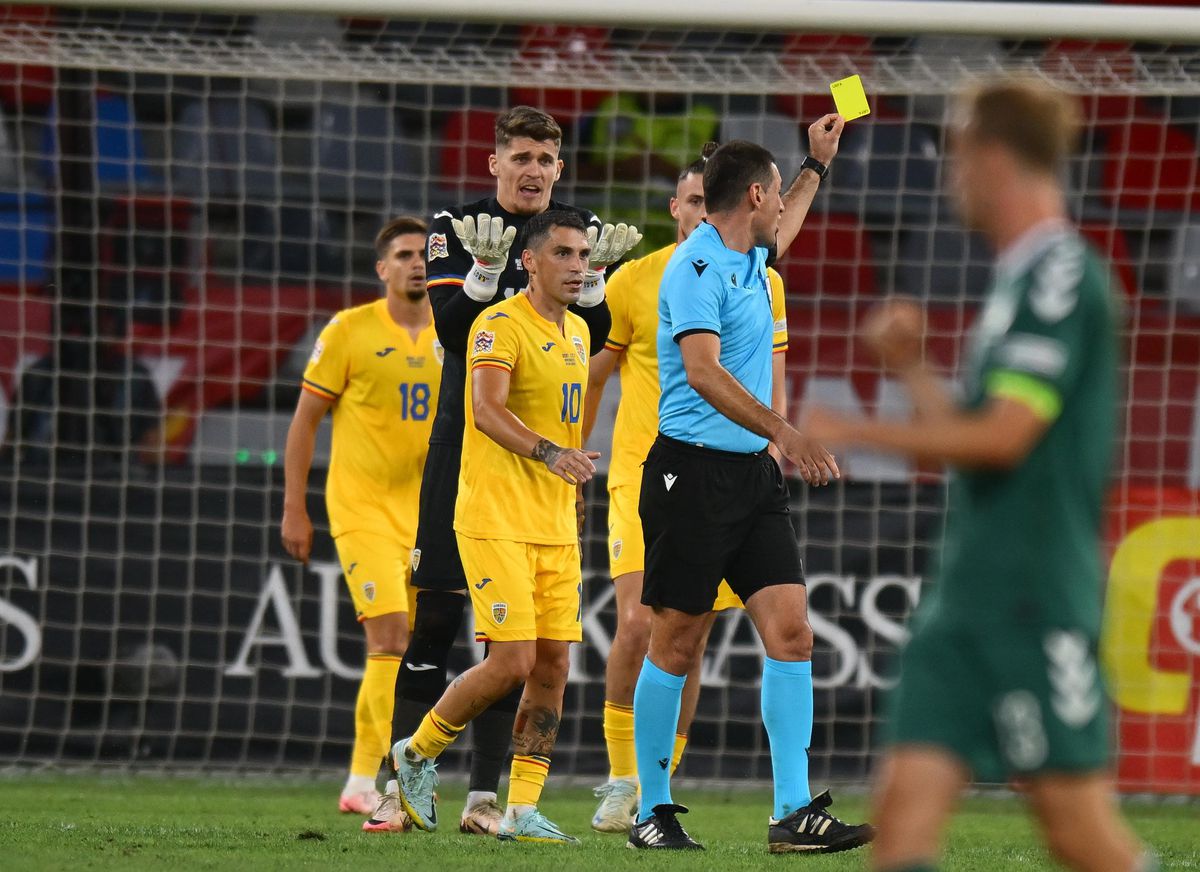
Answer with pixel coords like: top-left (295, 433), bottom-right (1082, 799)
top-left (508, 754), bottom-right (552, 807)
top-left (409, 709), bottom-right (465, 760)
top-left (349, 653), bottom-right (402, 777)
top-left (604, 700), bottom-right (637, 780)
top-left (670, 732), bottom-right (688, 776)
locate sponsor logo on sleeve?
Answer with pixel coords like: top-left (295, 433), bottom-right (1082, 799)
top-left (428, 233), bottom-right (449, 260)
top-left (473, 330), bottom-right (496, 354)
top-left (432, 340), bottom-right (444, 366)
top-left (309, 339), bottom-right (324, 363)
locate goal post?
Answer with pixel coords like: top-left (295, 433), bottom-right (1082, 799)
top-left (0, 5), bottom-right (1197, 793)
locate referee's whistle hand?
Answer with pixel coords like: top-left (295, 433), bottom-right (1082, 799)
top-left (778, 427), bottom-right (840, 487)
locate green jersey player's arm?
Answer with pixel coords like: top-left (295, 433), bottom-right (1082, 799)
top-left (806, 379), bottom-right (1052, 470)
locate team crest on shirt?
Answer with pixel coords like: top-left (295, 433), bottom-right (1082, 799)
top-left (310, 339), bottom-right (324, 363)
top-left (473, 329), bottom-right (496, 354)
top-left (410, 548), bottom-right (421, 572)
top-left (428, 233), bottom-right (449, 260)
top-left (432, 340), bottom-right (444, 366)
top-left (363, 582), bottom-right (376, 603)
top-left (492, 603), bottom-right (508, 624)
top-left (572, 335), bottom-right (587, 364)
top-left (612, 540), bottom-right (623, 559)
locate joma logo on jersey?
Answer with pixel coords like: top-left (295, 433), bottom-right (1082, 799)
top-left (376, 347), bottom-right (396, 357)
top-left (492, 603), bottom-right (508, 624)
top-left (541, 341), bottom-right (556, 352)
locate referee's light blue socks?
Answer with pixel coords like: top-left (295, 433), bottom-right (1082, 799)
top-left (633, 656), bottom-right (685, 822)
top-left (761, 656), bottom-right (814, 819)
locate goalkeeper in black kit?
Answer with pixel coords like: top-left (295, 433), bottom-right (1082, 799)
top-left (365, 105), bottom-right (641, 834)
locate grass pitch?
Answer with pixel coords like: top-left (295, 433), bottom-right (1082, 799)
top-left (0, 776), bottom-right (1196, 871)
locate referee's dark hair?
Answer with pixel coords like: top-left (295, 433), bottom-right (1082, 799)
top-left (678, 140), bottom-right (721, 182)
top-left (496, 105), bottom-right (563, 149)
top-left (521, 209), bottom-right (589, 253)
top-left (374, 215), bottom-right (428, 258)
top-left (703, 140), bottom-right (778, 214)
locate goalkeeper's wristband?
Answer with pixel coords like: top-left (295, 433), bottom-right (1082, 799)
top-left (577, 268), bottom-right (606, 307)
top-left (462, 260), bottom-right (502, 302)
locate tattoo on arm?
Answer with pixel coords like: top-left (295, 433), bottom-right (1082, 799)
top-left (532, 438), bottom-right (565, 468)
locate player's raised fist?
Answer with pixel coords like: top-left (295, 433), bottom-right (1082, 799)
top-left (807, 113), bottom-right (845, 166)
top-left (451, 213), bottom-right (517, 273)
top-left (863, 298), bottom-right (925, 372)
top-left (586, 222), bottom-right (643, 269)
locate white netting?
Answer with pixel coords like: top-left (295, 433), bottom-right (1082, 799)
top-left (0, 6), bottom-right (1198, 792)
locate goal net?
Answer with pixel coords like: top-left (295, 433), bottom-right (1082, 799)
top-left (0, 4), bottom-right (1198, 793)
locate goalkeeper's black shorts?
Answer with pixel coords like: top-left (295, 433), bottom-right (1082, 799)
top-left (411, 440), bottom-right (468, 592)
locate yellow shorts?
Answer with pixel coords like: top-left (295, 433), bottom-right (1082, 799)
top-left (607, 484), bottom-right (743, 611)
top-left (457, 533), bottom-right (583, 643)
top-left (334, 529), bottom-right (416, 621)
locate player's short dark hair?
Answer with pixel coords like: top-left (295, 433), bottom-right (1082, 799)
top-left (521, 210), bottom-right (589, 253)
top-left (702, 140), bottom-right (777, 213)
top-left (678, 140), bottom-right (720, 182)
top-left (374, 215), bottom-right (428, 258)
top-left (495, 106), bottom-right (563, 149)
top-left (958, 79), bottom-right (1081, 176)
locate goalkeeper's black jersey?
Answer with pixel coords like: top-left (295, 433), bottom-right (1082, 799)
top-left (424, 196), bottom-right (608, 448)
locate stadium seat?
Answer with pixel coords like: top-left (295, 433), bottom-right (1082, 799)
top-left (172, 97), bottom-right (280, 203)
top-left (0, 5), bottom-right (55, 112)
top-left (438, 108), bottom-right (499, 190)
top-left (0, 190), bottom-right (52, 285)
top-left (1167, 225), bottom-right (1200, 312)
top-left (314, 99), bottom-right (429, 210)
top-left (172, 98), bottom-right (281, 279)
top-left (775, 33), bottom-right (872, 123)
top-left (40, 91), bottom-right (157, 191)
top-left (509, 25), bottom-right (611, 121)
top-left (827, 121), bottom-right (941, 220)
top-left (894, 224), bottom-right (992, 300)
top-left (1102, 120), bottom-right (1200, 214)
top-left (774, 211), bottom-right (877, 299)
top-left (0, 104), bottom-right (20, 187)
top-left (720, 113), bottom-right (804, 179)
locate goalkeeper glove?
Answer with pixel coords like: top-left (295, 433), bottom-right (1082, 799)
top-left (579, 223), bottom-right (643, 307)
top-left (451, 213), bottom-right (517, 302)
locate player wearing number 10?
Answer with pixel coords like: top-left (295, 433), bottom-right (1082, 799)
top-left (281, 216), bottom-right (441, 815)
top-left (392, 211), bottom-right (600, 845)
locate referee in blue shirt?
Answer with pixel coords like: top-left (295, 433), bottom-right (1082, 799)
top-left (628, 130), bottom-right (873, 855)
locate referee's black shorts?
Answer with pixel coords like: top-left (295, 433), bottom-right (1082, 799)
top-left (639, 433), bottom-right (804, 615)
top-left (410, 440), bottom-right (468, 592)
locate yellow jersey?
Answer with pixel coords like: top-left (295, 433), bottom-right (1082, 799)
top-left (604, 243), bottom-right (789, 490)
top-left (302, 298), bottom-right (442, 540)
top-left (456, 292), bottom-right (590, 546)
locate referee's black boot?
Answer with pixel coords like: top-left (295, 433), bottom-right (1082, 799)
top-left (627, 804), bottom-right (704, 850)
top-left (767, 790), bottom-right (874, 854)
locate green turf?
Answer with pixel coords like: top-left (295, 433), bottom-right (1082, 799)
top-left (0, 776), bottom-right (1195, 871)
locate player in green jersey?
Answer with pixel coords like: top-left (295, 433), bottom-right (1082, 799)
top-left (806, 80), bottom-right (1152, 872)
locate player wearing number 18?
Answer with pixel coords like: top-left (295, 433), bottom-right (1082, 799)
top-left (391, 211), bottom-right (599, 846)
top-left (281, 216), bottom-right (441, 816)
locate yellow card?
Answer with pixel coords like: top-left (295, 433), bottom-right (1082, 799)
top-left (830, 74), bottom-right (871, 121)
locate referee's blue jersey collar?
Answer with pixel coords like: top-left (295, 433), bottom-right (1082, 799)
top-left (693, 220), bottom-right (758, 264)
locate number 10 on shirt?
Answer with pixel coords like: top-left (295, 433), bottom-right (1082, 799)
top-left (561, 382), bottom-right (582, 423)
